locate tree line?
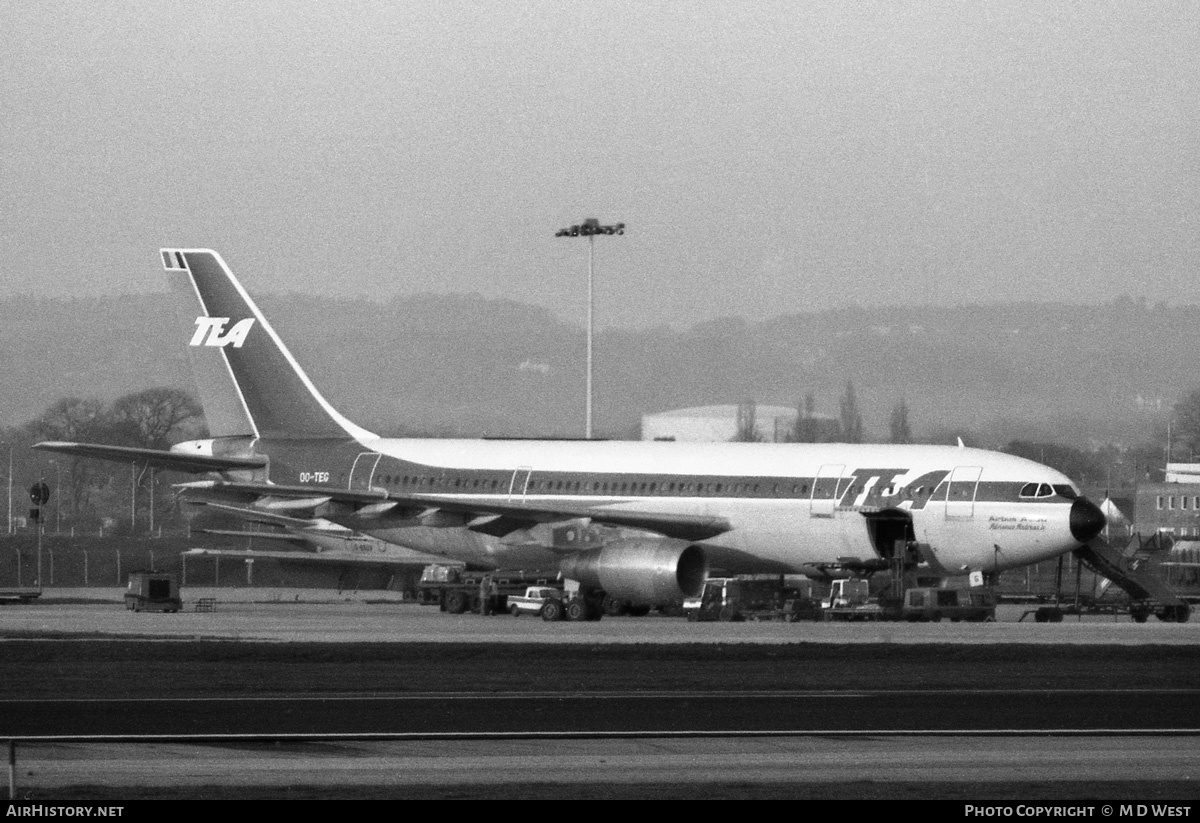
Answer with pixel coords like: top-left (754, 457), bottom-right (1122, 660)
top-left (2, 388), bottom-right (203, 534)
top-left (734, 382), bottom-right (910, 444)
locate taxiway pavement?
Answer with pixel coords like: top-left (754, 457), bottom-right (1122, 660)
top-left (4, 587), bottom-right (1198, 644)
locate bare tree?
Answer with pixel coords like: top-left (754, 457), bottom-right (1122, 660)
top-left (107, 388), bottom-right (205, 449)
top-left (792, 393), bottom-right (820, 443)
top-left (25, 397), bottom-right (110, 519)
top-left (733, 400), bottom-right (763, 442)
top-left (23, 389), bottom-right (205, 532)
top-left (889, 398), bottom-right (912, 444)
top-left (838, 382), bottom-right (864, 443)
top-left (106, 388), bottom-right (205, 534)
top-left (1171, 387), bottom-right (1200, 461)
top-left (26, 397), bottom-right (108, 443)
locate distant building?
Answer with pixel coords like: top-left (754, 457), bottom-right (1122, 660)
top-left (1165, 463), bottom-right (1200, 483)
top-left (640, 404), bottom-right (838, 443)
top-left (1136, 481), bottom-right (1200, 539)
top-left (1118, 464), bottom-right (1200, 540)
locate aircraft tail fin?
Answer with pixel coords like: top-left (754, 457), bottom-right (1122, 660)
top-left (161, 249), bottom-right (376, 441)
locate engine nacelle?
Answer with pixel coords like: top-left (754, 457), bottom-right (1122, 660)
top-left (557, 539), bottom-right (707, 604)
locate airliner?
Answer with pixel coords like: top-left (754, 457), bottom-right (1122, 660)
top-left (35, 249), bottom-right (1107, 620)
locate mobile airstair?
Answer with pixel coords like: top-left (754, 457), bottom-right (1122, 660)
top-left (1071, 537), bottom-right (1191, 623)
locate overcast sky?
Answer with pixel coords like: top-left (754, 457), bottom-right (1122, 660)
top-left (3, 1), bottom-right (1198, 328)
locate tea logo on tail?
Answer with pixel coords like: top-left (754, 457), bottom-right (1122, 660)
top-left (191, 317), bottom-right (256, 348)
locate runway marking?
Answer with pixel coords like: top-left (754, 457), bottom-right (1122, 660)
top-left (3, 688), bottom-right (1199, 702)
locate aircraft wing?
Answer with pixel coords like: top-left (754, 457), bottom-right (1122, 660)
top-left (34, 441), bottom-right (267, 474)
top-left (178, 479), bottom-right (734, 542)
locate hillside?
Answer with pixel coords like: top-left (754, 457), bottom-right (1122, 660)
top-left (0, 292), bottom-right (1187, 447)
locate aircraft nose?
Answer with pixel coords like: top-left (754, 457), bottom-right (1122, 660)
top-left (1069, 497), bottom-right (1106, 544)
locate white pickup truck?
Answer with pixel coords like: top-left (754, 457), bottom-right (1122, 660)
top-left (507, 586), bottom-right (563, 617)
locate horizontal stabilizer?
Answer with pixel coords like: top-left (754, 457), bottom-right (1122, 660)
top-left (34, 441), bottom-right (267, 474)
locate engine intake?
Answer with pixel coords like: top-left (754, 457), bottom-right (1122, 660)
top-left (558, 539), bottom-right (707, 604)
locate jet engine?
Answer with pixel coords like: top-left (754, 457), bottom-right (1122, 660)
top-left (557, 539), bottom-right (707, 604)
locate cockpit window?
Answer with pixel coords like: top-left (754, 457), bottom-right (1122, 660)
top-left (1019, 482), bottom-right (1054, 498)
top-left (1053, 484), bottom-right (1079, 500)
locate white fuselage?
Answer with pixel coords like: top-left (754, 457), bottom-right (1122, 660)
top-left (339, 438), bottom-right (1084, 577)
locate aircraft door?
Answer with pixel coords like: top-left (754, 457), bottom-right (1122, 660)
top-left (944, 465), bottom-right (982, 520)
top-left (348, 452), bottom-right (382, 491)
top-left (864, 510), bottom-right (917, 562)
top-left (811, 464), bottom-right (845, 518)
top-left (508, 466), bottom-right (533, 500)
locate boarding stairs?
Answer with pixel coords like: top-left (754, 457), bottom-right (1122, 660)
top-left (1072, 537), bottom-right (1190, 622)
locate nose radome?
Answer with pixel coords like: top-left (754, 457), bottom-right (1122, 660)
top-left (1070, 497), bottom-right (1106, 544)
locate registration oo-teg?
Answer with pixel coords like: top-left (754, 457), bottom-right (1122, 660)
top-left (965, 808), bottom-right (1191, 819)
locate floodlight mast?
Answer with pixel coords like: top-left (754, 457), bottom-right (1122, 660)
top-left (554, 218), bottom-right (625, 439)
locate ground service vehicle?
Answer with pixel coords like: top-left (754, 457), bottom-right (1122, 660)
top-left (415, 565), bottom-right (467, 605)
top-left (689, 575), bottom-right (822, 622)
top-left (821, 578), bottom-right (886, 621)
top-left (417, 566), bottom-right (551, 615)
top-left (507, 586), bottom-right (563, 616)
top-left (124, 571), bottom-right (182, 613)
top-left (902, 586), bottom-right (996, 622)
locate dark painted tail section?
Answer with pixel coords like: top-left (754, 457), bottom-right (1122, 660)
top-left (162, 249), bottom-right (376, 442)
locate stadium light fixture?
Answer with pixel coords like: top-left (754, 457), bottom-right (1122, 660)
top-left (555, 218), bottom-right (625, 439)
